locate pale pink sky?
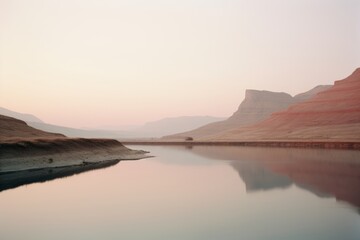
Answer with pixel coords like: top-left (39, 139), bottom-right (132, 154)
top-left (1, 0), bottom-right (359, 128)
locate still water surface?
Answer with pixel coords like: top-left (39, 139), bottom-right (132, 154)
top-left (0, 146), bottom-right (359, 240)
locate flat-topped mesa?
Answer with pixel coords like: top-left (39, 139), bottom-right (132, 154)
top-left (164, 85), bottom-right (331, 140)
top-left (208, 68), bottom-right (360, 141)
top-left (228, 90), bottom-right (294, 123)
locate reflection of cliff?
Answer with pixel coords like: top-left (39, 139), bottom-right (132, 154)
top-left (231, 161), bottom-right (292, 192)
top-left (0, 160), bottom-right (120, 192)
top-left (231, 160), bottom-right (330, 198)
top-left (191, 146), bottom-right (360, 208)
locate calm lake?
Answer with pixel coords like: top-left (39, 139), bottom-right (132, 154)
top-left (1, 145), bottom-right (360, 240)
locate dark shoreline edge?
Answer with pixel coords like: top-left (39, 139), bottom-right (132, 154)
top-left (122, 141), bottom-right (360, 150)
top-left (0, 159), bottom-right (121, 192)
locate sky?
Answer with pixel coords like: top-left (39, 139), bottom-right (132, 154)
top-left (1, 0), bottom-right (359, 128)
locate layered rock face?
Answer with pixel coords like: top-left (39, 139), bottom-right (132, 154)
top-left (209, 68), bottom-right (360, 141)
top-left (165, 85), bottom-right (330, 140)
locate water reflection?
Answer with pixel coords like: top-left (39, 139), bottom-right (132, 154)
top-left (190, 146), bottom-right (360, 209)
top-left (0, 160), bottom-right (120, 192)
top-left (231, 161), bottom-right (292, 192)
top-left (231, 161), bottom-right (331, 198)
top-left (0, 146), bottom-right (359, 240)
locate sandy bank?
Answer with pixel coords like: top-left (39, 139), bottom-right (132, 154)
top-left (0, 138), bottom-right (150, 173)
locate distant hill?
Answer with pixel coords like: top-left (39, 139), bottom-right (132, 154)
top-left (29, 116), bottom-right (224, 139)
top-left (165, 85), bottom-right (331, 140)
top-left (205, 68), bottom-right (360, 141)
top-left (0, 107), bottom-right (133, 138)
top-left (132, 116), bottom-right (226, 138)
top-left (0, 107), bottom-right (44, 123)
top-left (27, 122), bottom-right (132, 139)
top-left (0, 107), bottom-right (224, 139)
top-left (0, 114), bottom-right (64, 141)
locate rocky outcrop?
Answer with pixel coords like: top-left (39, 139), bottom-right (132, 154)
top-left (209, 68), bottom-right (360, 141)
top-left (165, 85), bottom-right (330, 140)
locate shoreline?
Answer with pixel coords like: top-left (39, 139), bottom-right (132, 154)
top-left (0, 138), bottom-right (150, 173)
top-left (0, 159), bottom-right (121, 192)
top-left (121, 140), bottom-right (360, 150)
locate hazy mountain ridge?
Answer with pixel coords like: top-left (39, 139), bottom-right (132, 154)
top-left (132, 116), bottom-right (226, 138)
top-left (27, 122), bottom-right (132, 139)
top-left (0, 108), bottom-right (224, 138)
top-left (0, 114), bottom-right (65, 141)
top-left (0, 107), bottom-right (44, 123)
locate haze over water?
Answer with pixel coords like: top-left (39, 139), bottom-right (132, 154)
top-left (1, 146), bottom-right (359, 240)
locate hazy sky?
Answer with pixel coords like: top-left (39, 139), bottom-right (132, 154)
top-left (1, 0), bottom-right (359, 128)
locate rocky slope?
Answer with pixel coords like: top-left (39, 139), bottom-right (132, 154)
top-left (165, 85), bottom-right (330, 140)
top-left (208, 68), bottom-right (360, 141)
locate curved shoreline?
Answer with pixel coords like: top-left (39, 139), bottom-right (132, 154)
top-left (0, 138), bottom-right (150, 173)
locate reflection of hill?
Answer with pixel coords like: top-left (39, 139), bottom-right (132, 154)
top-left (231, 160), bottom-right (330, 198)
top-left (231, 161), bottom-right (292, 192)
top-left (0, 160), bottom-right (120, 192)
top-left (191, 146), bottom-right (360, 208)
